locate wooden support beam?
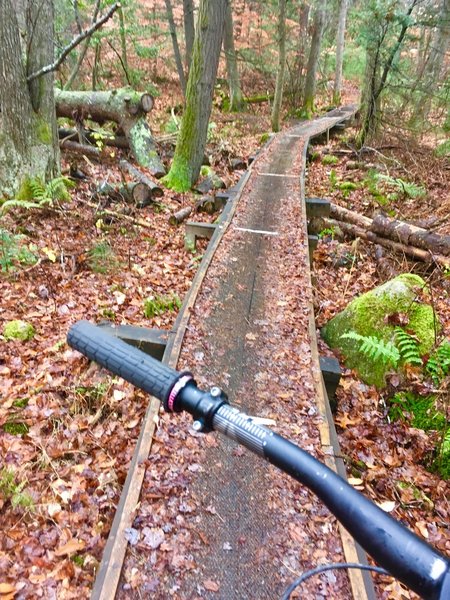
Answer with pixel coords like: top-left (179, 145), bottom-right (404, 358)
top-left (185, 222), bottom-right (217, 251)
top-left (306, 197), bottom-right (330, 218)
top-left (319, 356), bottom-right (341, 412)
top-left (98, 322), bottom-right (168, 360)
top-left (308, 234), bottom-right (318, 267)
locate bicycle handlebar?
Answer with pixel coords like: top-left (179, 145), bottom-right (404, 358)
top-left (67, 321), bottom-right (450, 600)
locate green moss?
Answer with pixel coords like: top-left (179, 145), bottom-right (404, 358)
top-left (35, 117), bottom-right (52, 145)
top-left (162, 159), bottom-right (193, 193)
top-left (260, 132), bottom-right (270, 144)
top-left (322, 274), bottom-right (437, 387)
top-left (3, 422), bottom-right (29, 435)
top-left (16, 178), bottom-right (33, 201)
top-left (322, 155), bottom-right (339, 165)
top-left (3, 320), bottom-right (35, 342)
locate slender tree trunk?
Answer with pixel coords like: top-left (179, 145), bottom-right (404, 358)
top-left (183, 0), bottom-right (195, 69)
top-left (162, 0), bottom-right (228, 192)
top-left (223, 1), bottom-right (245, 111)
top-left (358, 0), bottom-right (418, 146)
top-left (0, 0), bottom-right (59, 198)
top-left (333, 0), bottom-right (349, 105)
top-left (118, 5), bottom-right (130, 84)
top-left (165, 0), bottom-right (187, 95)
top-left (302, 6), bottom-right (326, 116)
top-left (64, 0), bottom-right (101, 90)
top-left (271, 0), bottom-right (287, 131)
top-left (413, 0), bottom-right (450, 123)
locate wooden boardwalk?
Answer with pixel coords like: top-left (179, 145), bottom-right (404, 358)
top-left (90, 106), bottom-right (376, 600)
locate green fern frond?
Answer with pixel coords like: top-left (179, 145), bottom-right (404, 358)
top-left (395, 327), bottom-right (423, 366)
top-left (426, 340), bottom-right (450, 383)
top-left (341, 331), bottom-right (400, 367)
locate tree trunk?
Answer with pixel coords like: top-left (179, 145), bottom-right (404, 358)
top-left (333, 0), bottom-right (349, 106)
top-left (162, 0), bottom-right (227, 192)
top-left (302, 6), bottom-right (326, 116)
top-left (223, 1), bottom-right (245, 112)
top-left (358, 0), bottom-right (418, 147)
top-left (271, 0), bottom-right (287, 132)
top-left (64, 0), bottom-right (101, 90)
top-left (0, 0), bottom-right (59, 198)
top-left (183, 0), bottom-right (195, 69)
top-left (54, 88), bottom-right (165, 177)
top-left (413, 0), bottom-right (450, 123)
top-left (164, 0), bottom-right (187, 95)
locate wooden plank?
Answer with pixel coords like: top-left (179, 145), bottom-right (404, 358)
top-left (98, 322), bottom-right (167, 360)
top-left (306, 197), bottom-right (330, 218)
top-left (90, 397), bottom-right (160, 600)
top-left (301, 139), bottom-right (376, 600)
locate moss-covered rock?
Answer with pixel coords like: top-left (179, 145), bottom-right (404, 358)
top-left (321, 274), bottom-right (437, 387)
top-left (3, 320), bottom-right (35, 342)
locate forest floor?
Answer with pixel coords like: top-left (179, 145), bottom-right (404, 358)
top-left (1, 79), bottom-right (449, 599)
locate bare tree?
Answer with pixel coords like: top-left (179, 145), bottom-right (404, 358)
top-left (183, 0), bottom-right (195, 69)
top-left (164, 0), bottom-right (187, 95)
top-left (302, 6), bottom-right (326, 116)
top-left (162, 0), bottom-right (228, 192)
top-left (333, 0), bottom-right (349, 105)
top-left (224, 1), bottom-right (245, 111)
top-left (271, 0), bottom-right (287, 131)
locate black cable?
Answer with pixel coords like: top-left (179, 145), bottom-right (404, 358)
top-left (281, 562), bottom-right (390, 600)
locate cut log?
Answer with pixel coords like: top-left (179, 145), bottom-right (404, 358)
top-left (195, 195), bottom-right (216, 214)
top-left (168, 206), bottom-right (192, 226)
top-left (120, 183), bottom-right (153, 208)
top-left (55, 88), bottom-right (165, 177)
top-left (119, 159), bottom-right (163, 198)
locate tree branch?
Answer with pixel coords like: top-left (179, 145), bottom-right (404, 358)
top-left (27, 2), bottom-right (120, 83)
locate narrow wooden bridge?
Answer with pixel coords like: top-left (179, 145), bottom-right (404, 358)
top-left (90, 106), bottom-right (376, 600)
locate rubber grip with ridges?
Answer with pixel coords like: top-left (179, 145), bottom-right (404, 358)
top-left (67, 321), bottom-right (190, 408)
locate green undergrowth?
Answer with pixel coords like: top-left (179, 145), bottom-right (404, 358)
top-left (0, 468), bottom-right (34, 510)
top-left (143, 293), bottom-right (181, 318)
top-left (389, 391), bottom-right (449, 479)
top-left (0, 228), bottom-right (38, 273)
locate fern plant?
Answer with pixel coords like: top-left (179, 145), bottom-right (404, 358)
top-left (395, 327), bottom-right (423, 366)
top-left (341, 332), bottom-right (400, 367)
top-left (375, 174), bottom-right (426, 199)
top-left (425, 340), bottom-right (450, 384)
top-left (1, 176), bottom-right (74, 214)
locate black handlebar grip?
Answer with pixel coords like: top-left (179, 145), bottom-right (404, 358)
top-left (67, 321), bottom-right (192, 409)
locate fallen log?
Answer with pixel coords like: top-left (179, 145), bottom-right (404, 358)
top-left (94, 181), bottom-right (152, 208)
top-left (330, 203), bottom-right (450, 257)
top-left (325, 217), bottom-right (450, 268)
top-left (119, 159), bottom-right (164, 198)
top-left (371, 214), bottom-right (450, 256)
top-left (59, 127), bottom-right (129, 149)
top-left (55, 88), bottom-right (165, 177)
top-left (329, 203), bottom-right (372, 228)
top-left (59, 139), bottom-right (101, 157)
top-left (168, 206), bottom-right (192, 226)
